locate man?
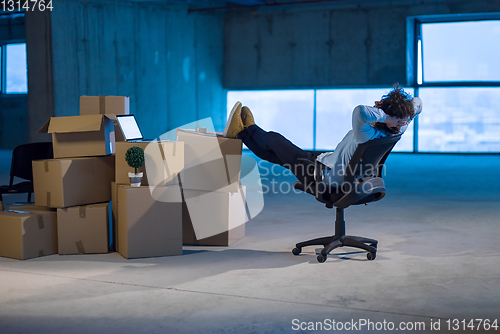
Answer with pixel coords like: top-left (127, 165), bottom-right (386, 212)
top-left (223, 85), bottom-right (422, 187)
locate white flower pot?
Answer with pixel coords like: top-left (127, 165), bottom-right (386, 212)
top-left (128, 172), bottom-right (144, 187)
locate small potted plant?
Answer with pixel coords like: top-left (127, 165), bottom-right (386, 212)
top-left (125, 146), bottom-right (145, 187)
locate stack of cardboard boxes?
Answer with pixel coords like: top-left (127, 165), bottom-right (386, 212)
top-left (176, 128), bottom-right (247, 246)
top-left (0, 96), bottom-right (122, 260)
top-left (0, 96), bottom-right (248, 260)
top-left (112, 136), bottom-right (185, 259)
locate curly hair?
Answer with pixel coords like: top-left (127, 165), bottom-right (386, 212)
top-left (374, 84), bottom-right (415, 134)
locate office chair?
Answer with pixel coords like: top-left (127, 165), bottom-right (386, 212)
top-left (0, 142), bottom-right (53, 205)
top-left (292, 135), bottom-right (401, 263)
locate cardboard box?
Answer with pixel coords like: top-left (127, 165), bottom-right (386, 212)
top-left (182, 185), bottom-right (246, 246)
top-left (33, 155), bottom-right (115, 208)
top-left (80, 96), bottom-right (130, 116)
top-left (57, 202), bottom-right (109, 254)
top-left (109, 114), bottom-right (126, 142)
top-left (115, 141), bottom-right (184, 187)
top-left (175, 129), bottom-right (242, 192)
top-left (117, 185), bottom-right (182, 259)
top-left (0, 209), bottom-right (58, 260)
top-left (9, 203), bottom-right (56, 212)
top-left (37, 115), bottom-right (115, 158)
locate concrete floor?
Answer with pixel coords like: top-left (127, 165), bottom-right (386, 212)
top-left (1, 151), bottom-right (499, 333)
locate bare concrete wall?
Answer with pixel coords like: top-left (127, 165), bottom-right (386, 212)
top-left (25, 9), bottom-right (53, 145)
top-left (224, 0), bottom-right (500, 89)
top-left (48, 0), bottom-right (226, 138)
top-left (0, 96), bottom-right (29, 148)
top-left (0, 13), bottom-right (30, 148)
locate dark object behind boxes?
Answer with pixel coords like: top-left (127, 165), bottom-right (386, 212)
top-left (0, 209), bottom-right (58, 260)
top-left (33, 155), bottom-right (115, 208)
top-left (0, 142), bottom-right (53, 206)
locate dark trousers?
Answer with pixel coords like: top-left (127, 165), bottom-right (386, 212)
top-left (237, 125), bottom-right (318, 182)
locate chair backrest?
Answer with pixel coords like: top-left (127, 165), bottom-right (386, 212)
top-left (342, 135), bottom-right (401, 190)
top-left (10, 142), bottom-right (53, 183)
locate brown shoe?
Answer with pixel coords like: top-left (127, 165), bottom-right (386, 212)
top-left (223, 101), bottom-right (244, 138)
top-left (241, 106), bottom-right (255, 128)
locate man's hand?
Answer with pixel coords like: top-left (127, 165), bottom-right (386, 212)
top-left (384, 115), bottom-right (409, 129)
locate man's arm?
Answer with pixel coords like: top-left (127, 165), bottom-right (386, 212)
top-left (397, 97), bottom-right (423, 134)
top-left (352, 105), bottom-right (387, 143)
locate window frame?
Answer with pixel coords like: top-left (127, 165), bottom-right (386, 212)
top-left (407, 13), bottom-right (500, 153)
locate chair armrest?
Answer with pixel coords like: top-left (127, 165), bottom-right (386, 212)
top-left (297, 158), bottom-right (330, 183)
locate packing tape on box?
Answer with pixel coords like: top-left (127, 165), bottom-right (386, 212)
top-left (239, 187), bottom-right (251, 222)
top-left (223, 155), bottom-right (231, 185)
top-left (44, 160), bottom-right (49, 173)
top-left (37, 214), bottom-right (44, 229)
top-left (99, 95), bottom-right (105, 113)
top-left (46, 192), bottom-right (51, 207)
top-left (79, 206), bottom-right (86, 218)
top-left (39, 250), bottom-right (44, 257)
top-left (158, 143), bottom-right (172, 178)
top-left (75, 240), bottom-right (85, 254)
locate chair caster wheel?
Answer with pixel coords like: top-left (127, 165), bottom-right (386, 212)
top-left (317, 254), bottom-right (327, 263)
top-left (367, 252), bottom-right (376, 260)
top-left (292, 247), bottom-right (301, 256)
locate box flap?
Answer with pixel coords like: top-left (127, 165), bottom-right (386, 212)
top-left (176, 128), bottom-right (221, 138)
top-left (40, 115), bottom-right (109, 134)
top-left (37, 119), bottom-right (51, 134)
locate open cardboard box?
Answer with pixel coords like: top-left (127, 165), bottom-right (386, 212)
top-left (38, 114), bottom-right (115, 158)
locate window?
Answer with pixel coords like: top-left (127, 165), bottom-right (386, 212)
top-left (227, 90), bottom-right (315, 150)
top-left (0, 43), bottom-right (27, 94)
top-left (316, 89), bottom-right (413, 152)
top-left (421, 20), bottom-right (500, 82)
top-left (227, 87), bottom-right (414, 153)
top-left (0, 12), bottom-right (27, 94)
top-left (410, 14), bottom-right (500, 152)
top-left (418, 87), bottom-right (500, 152)
top-left (5, 43), bottom-right (27, 93)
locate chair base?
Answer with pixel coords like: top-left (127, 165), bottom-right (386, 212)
top-left (292, 207), bottom-right (378, 263)
top-left (294, 235), bottom-right (377, 262)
